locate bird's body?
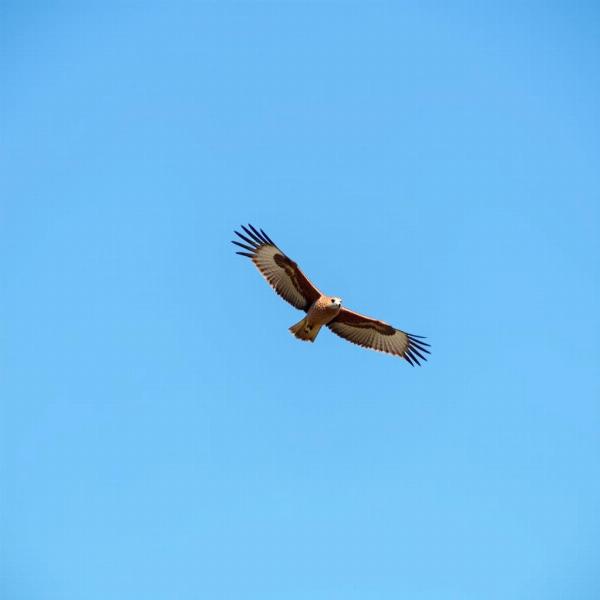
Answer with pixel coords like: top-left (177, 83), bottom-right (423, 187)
top-left (232, 224), bottom-right (430, 365)
top-left (289, 295), bottom-right (342, 342)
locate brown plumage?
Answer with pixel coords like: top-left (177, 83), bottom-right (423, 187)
top-left (232, 224), bottom-right (430, 365)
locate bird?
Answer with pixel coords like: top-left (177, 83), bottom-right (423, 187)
top-left (232, 224), bottom-right (430, 366)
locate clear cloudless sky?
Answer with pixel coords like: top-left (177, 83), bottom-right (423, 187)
top-left (1, 3), bottom-right (599, 599)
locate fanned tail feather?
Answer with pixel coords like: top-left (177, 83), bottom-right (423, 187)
top-left (289, 317), bottom-right (321, 342)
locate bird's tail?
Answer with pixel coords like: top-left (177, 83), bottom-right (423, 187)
top-left (289, 317), bottom-right (321, 342)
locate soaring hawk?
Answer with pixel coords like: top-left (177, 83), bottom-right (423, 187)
top-left (232, 224), bottom-right (430, 366)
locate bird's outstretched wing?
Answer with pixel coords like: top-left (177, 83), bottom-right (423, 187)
top-left (232, 224), bottom-right (322, 311)
top-left (327, 307), bottom-right (430, 365)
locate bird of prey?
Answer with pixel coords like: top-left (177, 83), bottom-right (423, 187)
top-left (232, 225), bottom-right (430, 365)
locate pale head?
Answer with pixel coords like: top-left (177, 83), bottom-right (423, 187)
top-left (328, 296), bottom-right (343, 309)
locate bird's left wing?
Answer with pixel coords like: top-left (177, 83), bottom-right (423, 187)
top-left (327, 307), bottom-right (430, 365)
top-left (233, 224), bottom-right (322, 311)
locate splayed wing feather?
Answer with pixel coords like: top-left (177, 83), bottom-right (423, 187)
top-left (232, 240), bottom-right (256, 252)
top-left (260, 228), bottom-right (275, 245)
top-left (242, 225), bottom-right (263, 245)
top-left (234, 230), bottom-right (259, 247)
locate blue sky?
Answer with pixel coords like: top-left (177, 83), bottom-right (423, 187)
top-left (1, 3), bottom-right (599, 599)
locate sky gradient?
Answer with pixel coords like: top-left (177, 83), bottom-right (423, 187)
top-left (2, 3), bottom-right (599, 599)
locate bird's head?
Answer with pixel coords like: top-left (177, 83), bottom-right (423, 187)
top-left (328, 296), bottom-right (342, 309)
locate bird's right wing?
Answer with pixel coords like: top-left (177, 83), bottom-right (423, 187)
top-left (232, 224), bottom-right (322, 312)
top-left (327, 307), bottom-right (430, 365)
